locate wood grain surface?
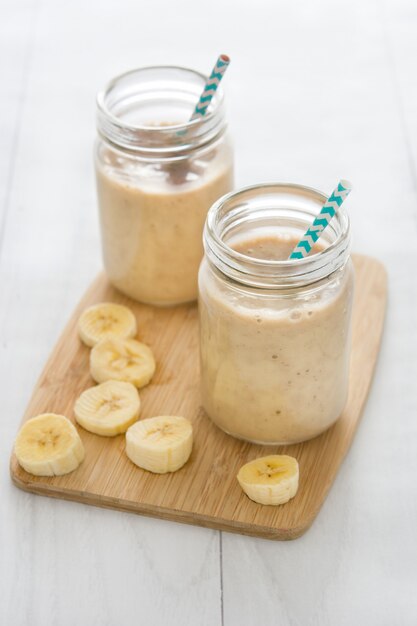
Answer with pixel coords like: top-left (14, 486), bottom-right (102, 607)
top-left (2, 0), bottom-right (417, 622)
top-left (10, 254), bottom-right (387, 540)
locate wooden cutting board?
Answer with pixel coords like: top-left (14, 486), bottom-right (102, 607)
top-left (10, 254), bottom-right (387, 540)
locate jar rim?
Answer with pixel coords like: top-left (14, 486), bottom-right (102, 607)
top-left (204, 182), bottom-right (351, 289)
top-left (96, 65), bottom-right (226, 154)
top-left (97, 65), bottom-right (224, 131)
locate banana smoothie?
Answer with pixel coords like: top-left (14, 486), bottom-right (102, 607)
top-left (96, 153), bottom-right (233, 305)
top-left (199, 229), bottom-right (354, 445)
top-left (95, 66), bottom-right (234, 306)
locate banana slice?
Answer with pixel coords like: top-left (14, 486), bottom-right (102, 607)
top-left (78, 302), bottom-right (137, 347)
top-left (125, 416), bottom-right (193, 473)
top-left (90, 337), bottom-right (156, 388)
top-left (74, 380), bottom-right (140, 436)
top-left (237, 455), bottom-right (299, 505)
top-left (14, 413), bottom-right (85, 476)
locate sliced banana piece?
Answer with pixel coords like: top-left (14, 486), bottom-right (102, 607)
top-left (237, 455), bottom-right (299, 505)
top-left (14, 413), bottom-right (85, 476)
top-left (78, 302), bottom-right (137, 347)
top-left (125, 416), bottom-right (193, 473)
top-left (90, 337), bottom-right (156, 388)
top-left (74, 380), bottom-right (140, 436)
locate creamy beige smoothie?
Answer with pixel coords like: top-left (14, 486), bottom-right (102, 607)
top-left (96, 154), bottom-right (233, 306)
top-left (199, 234), bottom-right (354, 444)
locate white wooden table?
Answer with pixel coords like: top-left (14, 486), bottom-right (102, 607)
top-left (1, 0), bottom-right (416, 624)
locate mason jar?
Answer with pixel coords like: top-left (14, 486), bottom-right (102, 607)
top-left (95, 66), bottom-right (234, 306)
top-left (199, 183), bottom-right (354, 445)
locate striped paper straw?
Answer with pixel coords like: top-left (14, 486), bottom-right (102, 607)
top-left (190, 54), bottom-right (230, 121)
top-left (289, 179), bottom-right (352, 260)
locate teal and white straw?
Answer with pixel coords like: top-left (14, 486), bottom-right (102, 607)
top-left (289, 179), bottom-right (352, 260)
top-left (190, 54), bottom-right (230, 120)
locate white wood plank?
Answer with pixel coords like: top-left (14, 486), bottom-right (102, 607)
top-left (1, 0), bottom-right (416, 624)
top-left (383, 0), bottom-right (417, 193)
top-left (0, 0), bottom-right (37, 233)
top-left (0, 1), bottom-right (222, 624)
top-left (221, 0), bottom-right (417, 624)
